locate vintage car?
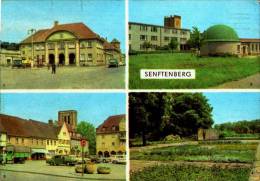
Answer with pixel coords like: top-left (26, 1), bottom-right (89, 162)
top-left (110, 155), bottom-right (126, 164)
top-left (108, 59), bottom-right (119, 68)
top-left (46, 155), bottom-right (77, 166)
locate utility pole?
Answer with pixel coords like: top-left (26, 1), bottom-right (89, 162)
top-left (28, 29), bottom-right (36, 68)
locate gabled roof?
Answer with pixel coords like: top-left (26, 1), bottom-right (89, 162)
top-left (103, 41), bottom-right (120, 52)
top-left (96, 114), bottom-right (125, 134)
top-left (0, 114), bottom-right (59, 139)
top-left (20, 22), bottom-right (102, 44)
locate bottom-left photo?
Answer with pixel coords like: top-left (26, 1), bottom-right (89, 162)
top-left (0, 93), bottom-right (126, 181)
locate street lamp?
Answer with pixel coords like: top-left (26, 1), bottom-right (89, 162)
top-left (28, 28), bottom-right (36, 67)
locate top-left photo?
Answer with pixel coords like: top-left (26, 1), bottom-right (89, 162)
top-left (0, 0), bottom-right (125, 89)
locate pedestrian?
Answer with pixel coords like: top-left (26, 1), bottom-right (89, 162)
top-left (51, 63), bottom-right (56, 74)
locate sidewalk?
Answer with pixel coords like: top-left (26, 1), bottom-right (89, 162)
top-left (249, 141), bottom-right (260, 181)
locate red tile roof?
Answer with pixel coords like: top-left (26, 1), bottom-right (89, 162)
top-left (96, 114), bottom-right (125, 134)
top-left (0, 114), bottom-right (59, 139)
top-left (20, 22), bottom-right (102, 44)
top-left (240, 38), bottom-right (260, 43)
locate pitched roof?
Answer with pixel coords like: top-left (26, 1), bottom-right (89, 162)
top-left (20, 22), bottom-right (102, 44)
top-left (0, 114), bottom-right (59, 139)
top-left (96, 114), bottom-right (125, 134)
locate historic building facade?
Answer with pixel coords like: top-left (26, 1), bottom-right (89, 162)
top-left (129, 15), bottom-right (190, 51)
top-left (20, 21), bottom-right (122, 67)
top-left (0, 110), bottom-right (87, 160)
top-left (96, 114), bottom-right (126, 157)
top-left (0, 49), bottom-right (21, 66)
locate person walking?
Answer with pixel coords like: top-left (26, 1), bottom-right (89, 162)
top-left (51, 63), bottom-right (56, 74)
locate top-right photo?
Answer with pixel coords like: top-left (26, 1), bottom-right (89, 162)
top-left (128, 0), bottom-right (260, 89)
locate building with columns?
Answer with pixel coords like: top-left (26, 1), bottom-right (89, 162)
top-left (20, 21), bottom-right (122, 67)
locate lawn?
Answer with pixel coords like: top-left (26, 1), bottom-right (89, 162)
top-left (129, 53), bottom-right (260, 89)
top-left (130, 164), bottom-right (251, 181)
top-left (130, 143), bottom-right (257, 163)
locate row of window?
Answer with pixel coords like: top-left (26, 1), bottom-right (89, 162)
top-left (25, 41), bottom-right (93, 51)
top-left (129, 24), bottom-right (188, 35)
top-left (7, 137), bottom-right (71, 146)
top-left (250, 43), bottom-right (260, 52)
top-left (80, 53), bottom-right (93, 62)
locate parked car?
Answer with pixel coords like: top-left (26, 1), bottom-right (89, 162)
top-left (46, 155), bottom-right (77, 166)
top-left (99, 156), bottom-right (111, 163)
top-left (119, 61), bottom-right (126, 66)
top-left (108, 59), bottom-right (119, 68)
top-left (111, 155), bottom-right (126, 164)
top-left (89, 155), bottom-right (102, 163)
top-left (12, 59), bottom-right (25, 69)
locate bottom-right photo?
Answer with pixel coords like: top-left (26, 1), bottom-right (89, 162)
top-left (129, 92), bottom-right (260, 181)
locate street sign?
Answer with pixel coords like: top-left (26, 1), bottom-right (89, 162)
top-left (80, 139), bottom-right (86, 147)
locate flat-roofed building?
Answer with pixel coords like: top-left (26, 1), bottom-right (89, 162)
top-left (129, 15), bottom-right (190, 51)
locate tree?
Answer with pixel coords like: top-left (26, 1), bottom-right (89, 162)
top-left (129, 93), bottom-right (164, 146)
top-left (187, 26), bottom-right (203, 50)
top-left (168, 38), bottom-right (178, 52)
top-left (142, 41), bottom-right (152, 52)
top-left (77, 121), bottom-right (96, 155)
top-left (129, 93), bottom-right (213, 145)
top-left (162, 93), bottom-right (213, 137)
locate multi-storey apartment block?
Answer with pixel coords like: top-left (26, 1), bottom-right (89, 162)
top-left (129, 15), bottom-right (190, 51)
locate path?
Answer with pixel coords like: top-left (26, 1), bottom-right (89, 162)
top-left (130, 141), bottom-right (198, 152)
top-left (249, 141), bottom-right (260, 181)
top-left (214, 73), bottom-right (260, 89)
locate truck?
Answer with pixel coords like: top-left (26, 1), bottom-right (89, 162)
top-left (4, 145), bottom-right (31, 164)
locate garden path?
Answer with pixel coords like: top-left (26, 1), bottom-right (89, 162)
top-left (249, 141), bottom-right (260, 181)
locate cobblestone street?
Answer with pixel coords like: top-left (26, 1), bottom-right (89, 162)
top-left (0, 66), bottom-right (125, 89)
top-left (0, 160), bottom-right (126, 181)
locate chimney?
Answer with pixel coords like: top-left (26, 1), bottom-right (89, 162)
top-left (48, 119), bottom-right (53, 125)
top-left (54, 21), bottom-right (59, 27)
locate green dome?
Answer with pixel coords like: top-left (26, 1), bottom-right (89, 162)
top-left (204, 25), bottom-right (239, 42)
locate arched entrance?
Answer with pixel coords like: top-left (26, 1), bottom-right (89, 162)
top-left (117, 151), bottom-right (123, 155)
top-left (49, 54), bottom-right (55, 64)
top-left (59, 53), bottom-right (65, 65)
top-left (98, 151), bottom-right (103, 157)
top-left (69, 53), bottom-right (76, 65)
top-left (111, 151), bottom-right (116, 156)
top-left (104, 151), bottom-right (110, 157)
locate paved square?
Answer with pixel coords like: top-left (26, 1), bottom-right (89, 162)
top-left (0, 66), bottom-right (125, 89)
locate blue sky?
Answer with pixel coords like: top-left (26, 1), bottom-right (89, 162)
top-left (0, 0), bottom-right (125, 51)
top-left (0, 93), bottom-right (126, 127)
top-left (130, 0), bottom-right (260, 38)
top-left (204, 93), bottom-right (260, 125)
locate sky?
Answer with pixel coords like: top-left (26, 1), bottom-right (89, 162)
top-left (0, 93), bottom-right (126, 127)
top-left (204, 92), bottom-right (260, 125)
top-left (0, 0), bottom-right (125, 51)
top-left (130, 0), bottom-right (260, 38)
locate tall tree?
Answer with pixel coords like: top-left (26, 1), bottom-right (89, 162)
top-left (187, 26), bottom-right (203, 50)
top-left (168, 38), bottom-right (178, 52)
top-left (77, 121), bottom-right (96, 155)
top-left (162, 93), bottom-right (213, 137)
